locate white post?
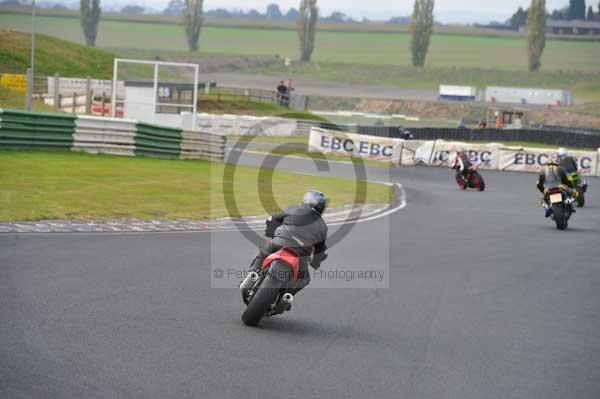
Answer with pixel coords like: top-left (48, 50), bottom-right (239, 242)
top-left (152, 63), bottom-right (159, 124)
top-left (30, 0), bottom-right (36, 87)
top-left (111, 59), bottom-right (118, 118)
top-left (192, 64), bottom-right (199, 131)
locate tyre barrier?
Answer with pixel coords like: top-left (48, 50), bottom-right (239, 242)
top-left (0, 109), bottom-right (226, 161)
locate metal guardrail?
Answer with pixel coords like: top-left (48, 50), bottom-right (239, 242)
top-left (0, 109), bottom-right (226, 161)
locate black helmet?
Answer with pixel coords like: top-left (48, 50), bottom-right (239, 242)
top-left (303, 190), bottom-right (327, 214)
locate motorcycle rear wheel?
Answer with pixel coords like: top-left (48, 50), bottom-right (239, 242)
top-left (552, 204), bottom-right (568, 231)
top-left (472, 171), bottom-right (485, 192)
top-left (455, 174), bottom-right (467, 190)
top-left (242, 275), bottom-right (284, 326)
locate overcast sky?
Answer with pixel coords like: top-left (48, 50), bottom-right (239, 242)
top-left (94, 1), bottom-right (570, 23)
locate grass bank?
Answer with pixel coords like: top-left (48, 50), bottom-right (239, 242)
top-left (0, 150), bottom-right (392, 222)
top-left (0, 28), bottom-right (114, 78)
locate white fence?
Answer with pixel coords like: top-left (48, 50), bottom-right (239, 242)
top-left (182, 113), bottom-right (299, 136)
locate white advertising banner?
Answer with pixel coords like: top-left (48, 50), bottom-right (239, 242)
top-left (309, 127), bottom-right (403, 163)
top-left (399, 140), bottom-right (501, 169)
top-left (499, 147), bottom-right (598, 176)
top-left (428, 141), bottom-right (502, 169)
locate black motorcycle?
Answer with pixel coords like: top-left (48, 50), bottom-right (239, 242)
top-left (543, 187), bottom-right (575, 231)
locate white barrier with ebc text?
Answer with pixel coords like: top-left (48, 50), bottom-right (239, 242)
top-left (499, 147), bottom-right (598, 176)
top-left (307, 128), bottom-right (600, 176)
top-left (309, 127), bottom-right (403, 163)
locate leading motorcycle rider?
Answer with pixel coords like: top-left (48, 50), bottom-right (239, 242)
top-left (249, 190), bottom-right (328, 295)
top-left (536, 154), bottom-right (575, 217)
top-left (557, 147), bottom-right (578, 175)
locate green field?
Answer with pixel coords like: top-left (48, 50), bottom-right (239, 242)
top-left (1, 13), bottom-right (599, 72)
top-left (0, 150), bottom-right (391, 221)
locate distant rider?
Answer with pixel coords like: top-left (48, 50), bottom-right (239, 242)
top-left (450, 149), bottom-right (473, 179)
top-left (557, 147), bottom-right (578, 175)
top-left (250, 190), bottom-right (328, 296)
top-left (536, 154), bottom-right (575, 217)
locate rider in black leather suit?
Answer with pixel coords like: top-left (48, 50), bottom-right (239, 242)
top-left (250, 190), bottom-right (328, 293)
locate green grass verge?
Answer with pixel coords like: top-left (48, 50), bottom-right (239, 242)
top-left (0, 150), bottom-right (392, 222)
top-left (0, 86), bottom-right (55, 112)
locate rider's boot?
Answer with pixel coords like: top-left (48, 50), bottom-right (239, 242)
top-left (543, 202), bottom-right (552, 218)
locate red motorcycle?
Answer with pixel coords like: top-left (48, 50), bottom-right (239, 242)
top-left (240, 248), bottom-right (300, 326)
top-left (455, 164), bottom-right (485, 191)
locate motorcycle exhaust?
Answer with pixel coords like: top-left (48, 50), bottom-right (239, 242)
top-left (240, 271), bottom-right (259, 291)
top-left (566, 198), bottom-right (575, 205)
top-left (282, 293), bottom-right (294, 304)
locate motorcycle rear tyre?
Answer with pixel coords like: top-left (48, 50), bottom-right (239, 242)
top-left (552, 204), bottom-right (568, 231)
top-left (242, 275), bottom-right (284, 326)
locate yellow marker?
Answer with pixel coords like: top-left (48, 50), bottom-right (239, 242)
top-left (0, 73), bottom-right (27, 93)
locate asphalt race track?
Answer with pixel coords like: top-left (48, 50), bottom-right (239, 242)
top-left (2, 154), bottom-right (600, 399)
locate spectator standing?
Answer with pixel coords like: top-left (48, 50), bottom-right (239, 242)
top-left (276, 81), bottom-right (287, 106)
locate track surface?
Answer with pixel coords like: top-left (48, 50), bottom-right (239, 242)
top-left (2, 155), bottom-right (600, 399)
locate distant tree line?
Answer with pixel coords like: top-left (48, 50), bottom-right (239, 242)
top-left (508, 0), bottom-right (600, 29)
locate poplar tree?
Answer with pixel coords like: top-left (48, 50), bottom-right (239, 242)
top-left (80, 0), bottom-right (101, 47)
top-left (183, 0), bottom-right (204, 51)
top-left (410, 0), bottom-right (435, 67)
top-left (528, 0), bottom-right (547, 71)
top-left (297, 0), bottom-right (319, 62)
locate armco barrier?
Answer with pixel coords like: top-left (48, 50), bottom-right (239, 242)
top-left (135, 122), bottom-right (182, 158)
top-left (74, 115), bottom-right (137, 156)
top-left (181, 130), bottom-right (226, 161)
top-left (0, 108), bottom-right (226, 161)
top-left (358, 126), bottom-right (600, 149)
top-left (0, 108), bottom-right (75, 149)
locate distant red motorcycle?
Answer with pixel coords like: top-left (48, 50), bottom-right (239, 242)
top-left (455, 164), bottom-right (485, 191)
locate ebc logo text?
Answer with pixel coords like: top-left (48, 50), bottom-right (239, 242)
top-left (320, 136), bottom-right (394, 157)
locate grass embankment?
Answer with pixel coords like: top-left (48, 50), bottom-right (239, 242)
top-left (0, 86), bottom-right (54, 112)
top-left (0, 28), bottom-right (114, 78)
top-left (0, 151), bottom-right (392, 222)
top-left (197, 90), bottom-right (327, 121)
